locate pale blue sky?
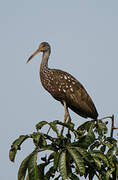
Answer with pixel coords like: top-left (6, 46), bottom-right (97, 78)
top-left (0, 1), bottom-right (118, 179)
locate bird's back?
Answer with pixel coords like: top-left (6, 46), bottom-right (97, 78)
top-left (40, 68), bottom-right (98, 119)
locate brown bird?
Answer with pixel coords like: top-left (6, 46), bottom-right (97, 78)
top-left (27, 42), bottom-right (98, 130)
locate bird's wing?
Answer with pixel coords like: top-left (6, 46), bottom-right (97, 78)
top-left (50, 69), bottom-right (98, 119)
top-left (65, 82), bottom-right (98, 119)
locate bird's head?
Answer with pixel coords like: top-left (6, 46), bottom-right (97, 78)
top-left (26, 42), bottom-right (50, 63)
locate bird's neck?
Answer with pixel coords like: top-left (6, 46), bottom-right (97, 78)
top-left (40, 49), bottom-right (50, 71)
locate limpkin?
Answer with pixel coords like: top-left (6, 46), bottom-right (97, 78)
top-left (27, 42), bottom-right (98, 132)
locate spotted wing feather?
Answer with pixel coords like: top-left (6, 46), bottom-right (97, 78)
top-left (44, 69), bottom-right (98, 119)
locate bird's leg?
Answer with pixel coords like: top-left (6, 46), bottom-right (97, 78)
top-left (67, 111), bottom-right (71, 135)
top-left (67, 112), bottom-right (71, 123)
top-left (60, 101), bottom-right (71, 135)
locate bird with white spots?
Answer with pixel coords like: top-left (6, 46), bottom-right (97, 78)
top-left (27, 42), bottom-right (98, 132)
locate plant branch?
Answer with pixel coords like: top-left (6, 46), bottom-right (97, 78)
top-left (43, 133), bottom-right (56, 142)
top-left (111, 115), bottom-right (115, 137)
top-left (110, 115), bottom-right (118, 137)
top-left (97, 115), bottom-right (118, 137)
top-left (98, 115), bottom-right (113, 121)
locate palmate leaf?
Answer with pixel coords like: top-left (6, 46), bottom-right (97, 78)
top-left (48, 151), bottom-right (60, 170)
top-left (105, 168), bottom-right (115, 180)
top-left (9, 135), bottom-right (29, 162)
top-left (36, 121), bottom-right (48, 131)
top-left (47, 151), bottom-right (60, 172)
top-left (106, 148), bottom-right (114, 167)
top-left (31, 132), bottom-right (47, 148)
top-left (67, 147), bottom-right (85, 175)
top-left (106, 137), bottom-right (117, 146)
top-left (27, 162), bottom-right (49, 180)
top-left (76, 121), bottom-right (96, 149)
top-left (18, 151), bottom-right (35, 180)
top-left (59, 150), bottom-right (68, 180)
top-left (92, 157), bottom-right (101, 170)
top-left (27, 151), bottom-right (39, 180)
top-left (38, 163), bottom-right (48, 179)
top-left (54, 151), bottom-right (60, 170)
top-left (69, 173), bottom-right (80, 180)
top-left (75, 147), bottom-right (92, 162)
top-left (90, 150), bottom-right (109, 167)
top-left (31, 132), bottom-right (41, 147)
top-left (44, 166), bottom-right (56, 180)
top-left (116, 147), bottom-right (118, 156)
top-left (90, 141), bottom-right (100, 150)
top-left (54, 120), bottom-right (76, 135)
top-left (100, 145), bottom-right (106, 153)
top-left (77, 131), bottom-right (95, 149)
top-left (9, 149), bottom-right (17, 163)
top-left (49, 122), bottom-right (60, 137)
top-left (36, 120), bottom-right (60, 137)
top-left (116, 162), bottom-right (118, 178)
top-left (48, 152), bottom-right (55, 161)
top-left (97, 121), bottom-right (108, 135)
top-left (77, 120), bottom-right (95, 132)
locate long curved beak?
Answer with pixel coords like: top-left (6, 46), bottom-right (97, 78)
top-left (26, 48), bottom-right (42, 63)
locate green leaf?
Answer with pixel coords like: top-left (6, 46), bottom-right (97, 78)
top-left (97, 121), bottom-right (108, 135)
top-left (77, 132), bottom-right (95, 149)
top-left (38, 163), bottom-right (47, 180)
top-left (116, 162), bottom-right (118, 178)
top-left (106, 148), bottom-right (114, 161)
top-left (77, 121), bottom-right (95, 149)
top-left (59, 150), bottom-right (68, 180)
top-left (66, 121), bottom-right (75, 129)
top-left (106, 148), bottom-right (115, 167)
top-left (9, 135), bottom-right (29, 162)
top-left (100, 145), bottom-right (106, 153)
top-left (44, 167), bottom-right (55, 180)
top-left (9, 149), bottom-right (17, 162)
top-left (48, 152), bottom-right (55, 161)
top-left (49, 122), bottom-right (60, 137)
top-left (91, 151), bottom-right (109, 167)
top-left (106, 137), bottom-right (117, 146)
top-left (69, 173), bottom-right (80, 180)
top-left (105, 168), bottom-right (115, 180)
top-left (28, 151), bottom-right (39, 180)
top-left (90, 141), bottom-right (100, 150)
top-left (31, 132), bottom-right (41, 147)
top-left (77, 121), bottom-right (94, 131)
top-left (54, 120), bottom-right (76, 134)
top-left (116, 147), bottom-right (118, 156)
top-left (18, 152), bottom-right (34, 180)
top-left (104, 141), bottom-right (113, 149)
top-left (88, 122), bottom-right (95, 135)
top-left (54, 151), bottom-right (60, 170)
top-left (32, 132), bottom-right (47, 148)
top-left (39, 145), bottom-right (57, 152)
top-left (67, 147), bottom-right (85, 175)
top-left (36, 121), bottom-right (48, 131)
top-left (26, 174), bottom-right (29, 180)
top-left (75, 147), bottom-right (92, 162)
top-left (93, 157), bottom-right (101, 170)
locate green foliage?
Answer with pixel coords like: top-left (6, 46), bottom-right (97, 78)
top-left (59, 150), bottom-right (68, 180)
top-left (9, 117), bottom-right (118, 180)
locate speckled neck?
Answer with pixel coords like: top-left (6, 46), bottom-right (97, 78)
top-left (40, 49), bottom-right (51, 71)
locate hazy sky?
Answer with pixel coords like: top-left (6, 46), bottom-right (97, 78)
top-left (1, 1), bottom-right (118, 179)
